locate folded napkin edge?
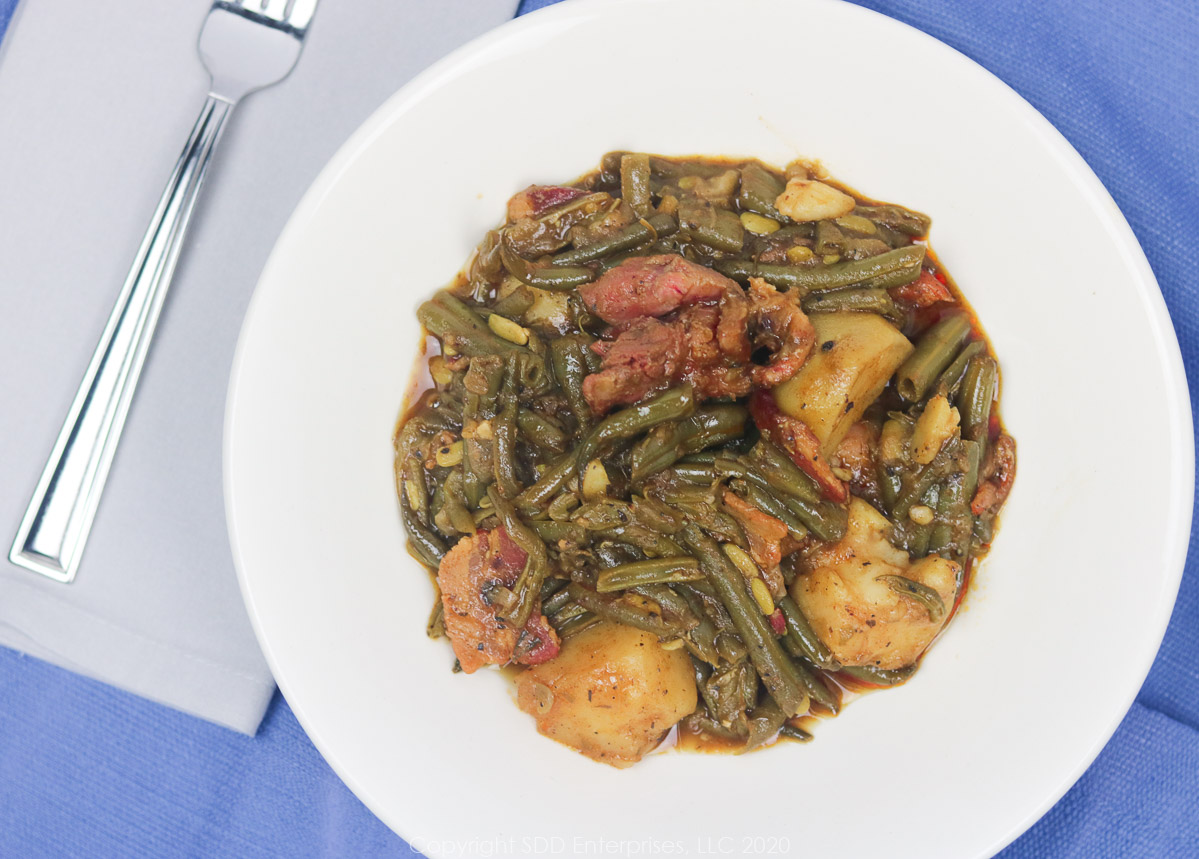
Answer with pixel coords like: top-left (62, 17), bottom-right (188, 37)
top-left (0, 573), bottom-right (275, 734)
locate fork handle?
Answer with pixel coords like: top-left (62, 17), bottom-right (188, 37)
top-left (9, 95), bottom-right (234, 583)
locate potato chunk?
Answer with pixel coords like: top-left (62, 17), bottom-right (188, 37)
top-left (772, 312), bottom-right (913, 455)
top-left (791, 499), bottom-right (958, 669)
top-left (515, 622), bottom-right (697, 768)
top-left (774, 178), bottom-right (856, 222)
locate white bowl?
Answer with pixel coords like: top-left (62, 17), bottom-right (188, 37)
top-left (224, 1), bottom-right (1193, 856)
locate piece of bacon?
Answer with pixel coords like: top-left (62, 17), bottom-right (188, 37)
top-left (506, 185), bottom-right (588, 222)
top-left (723, 490), bottom-right (789, 572)
top-left (749, 390), bottom-right (847, 503)
top-left (746, 278), bottom-right (815, 386)
top-left (889, 270), bottom-right (952, 308)
top-left (971, 434), bottom-right (1016, 516)
top-left (437, 527), bottom-right (559, 673)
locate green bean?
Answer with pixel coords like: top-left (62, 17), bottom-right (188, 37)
top-left (717, 453), bottom-right (846, 541)
top-left (469, 229), bottom-right (504, 284)
top-left (549, 334), bottom-right (595, 432)
top-left (490, 283), bottom-right (535, 318)
top-left (715, 631), bottom-right (747, 664)
top-left (714, 244), bottom-right (925, 295)
top-left (814, 220), bottom-right (845, 256)
top-left (556, 612), bottom-right (601, 639)
top-left (681, 525), bottom-right (810, 718)
top-left (574, 499), bottom-right (632, 531)
top-left (547, 599), bottom-right (588, 623)
top-left (487, 487), bottom-right (550, 628)
top-left (959, 355), bottom-right (998, 447)
top-left (901, 483), bottom-right (939, 557)
top-left (630, 405), bottom-right (747, 482)
top-left (876, 575), bottom-right (946, 623)
top-left (484, 583), bottom-right (517, 614)
top-left (879, 462), bottom-right (903, 513)
top-left (499, 243), bottom-right (594, 290)
top-left (779, 723), bottom-right (814, 743)
top-left (605, 524), bottom-right (688, 559)
top-left (852, 204), bottom-right (931, 237)
top-left (516, 408), bottom-right (568, 453)
top-left (620, 153), bottom-right (652, 218)
top-left (670, 462), bottom-right (717, 484)
top-left (516, 453), bottom-right (578, 512)
top-left (933, 340), bottom-right (985, 399)
top-left (546, 491), bottom-right (580, 521)
top-left (576, 385), bottom-right (695, 469)
top-left (744, 441), bottom-right (823, 504)
top-left (438, 469), bottom-right (476, 536)
top-left (400, 489), bottom-right (446, 569)
top-left (679, 580), bottom-right (732, 631)
top-left (593, 540), bottom-right (644, 569)
top-left (688, 712), bottom-right (749, 742)
top-left (742, 698), bottom-right (789, 752)
top-left (713, 455), bottom-right (790, 499)
top-left (565, 584), bottom-right (686, 637)
top-left (974, 512), bottom-right (996, 544)
top-left (492, 364), bottom-right (521, 498)
top-left (682, 405), bottom-right (749, 453)
top-left (596, 558), bottom-right (702, 592)
top-left (701, 511), bottom-right (749, 547)
top-left (737, 162), bottom-right (784, 218)
top-left (791, 660), bottom-right (840, 715)
top-left (410, 402), bottom-right (462, 432)
top-left (802, 286), bottom-right (902, 321)
top-left (629, 584), bottom-right (700, 628)
top-left (552, 213), bottom-right (677, 266)
top-left (737, 483), bottom-right (809, 541)
top-left (426, 584), bottom-right (445, 639)
top-left (461, 432), bottom-right (491, 509)
top-left (417, 291), bottom-right (528, 357)
top-left (691, 659), bottom-right (722, 717)
top-left (928, 439), bottom-right (981, 560)
top-left (630, 494), bottom-right (685, 534)
top-left (648, 156), bottom-right (733, 181)
top-left (529, 519), bottom-right (586, 545)
top-left (680, 590), bottom-right (721, 665)
top-left (895, 313), bottom-right (973, 402)
top-left (461, 385), bottom-right (499, 509)
top-left (892, 443), bottom-right (957, 521)
top-left (843, 237), bottom-right (892, 259)
top-left (678, 197), bottom-right (744, 253)
top-left (777, 595), bottom-right (842, 672)
top-left (839, 664), bottom-right (918, 687)
top-left (463, 355), bottom-right (504, 400)
top-left (598, 151), bottom-right (624, 185)
top-left (401, 456), bottom-right (429, 524)
top-left (542, 585), bottom-right (576, 616)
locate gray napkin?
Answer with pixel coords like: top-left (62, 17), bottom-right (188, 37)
top-left (0, 0), bottom-right (519, 734)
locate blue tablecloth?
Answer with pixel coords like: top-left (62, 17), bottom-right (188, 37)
top-left (1, 0), bottom-right (1196, 856)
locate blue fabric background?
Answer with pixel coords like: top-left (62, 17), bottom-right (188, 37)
top-left (1, 0), bottom-right (1196, 856)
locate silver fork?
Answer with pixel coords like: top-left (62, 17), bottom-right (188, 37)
top-left (9, 0), bottom-right (319, 583)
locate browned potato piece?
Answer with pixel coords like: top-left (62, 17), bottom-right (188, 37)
top-left (772, 312), bottom-right (913, 456)
top-left (515, 621), bottom-right (697, 768)
top-left (792, 498), bottom-right (958, 669)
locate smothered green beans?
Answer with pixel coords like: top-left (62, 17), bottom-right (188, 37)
top-left (393, 153), bottom-right (1015, 767)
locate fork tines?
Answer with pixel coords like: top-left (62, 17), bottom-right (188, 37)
top-left (219, 0), bottom-right (318, 34)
